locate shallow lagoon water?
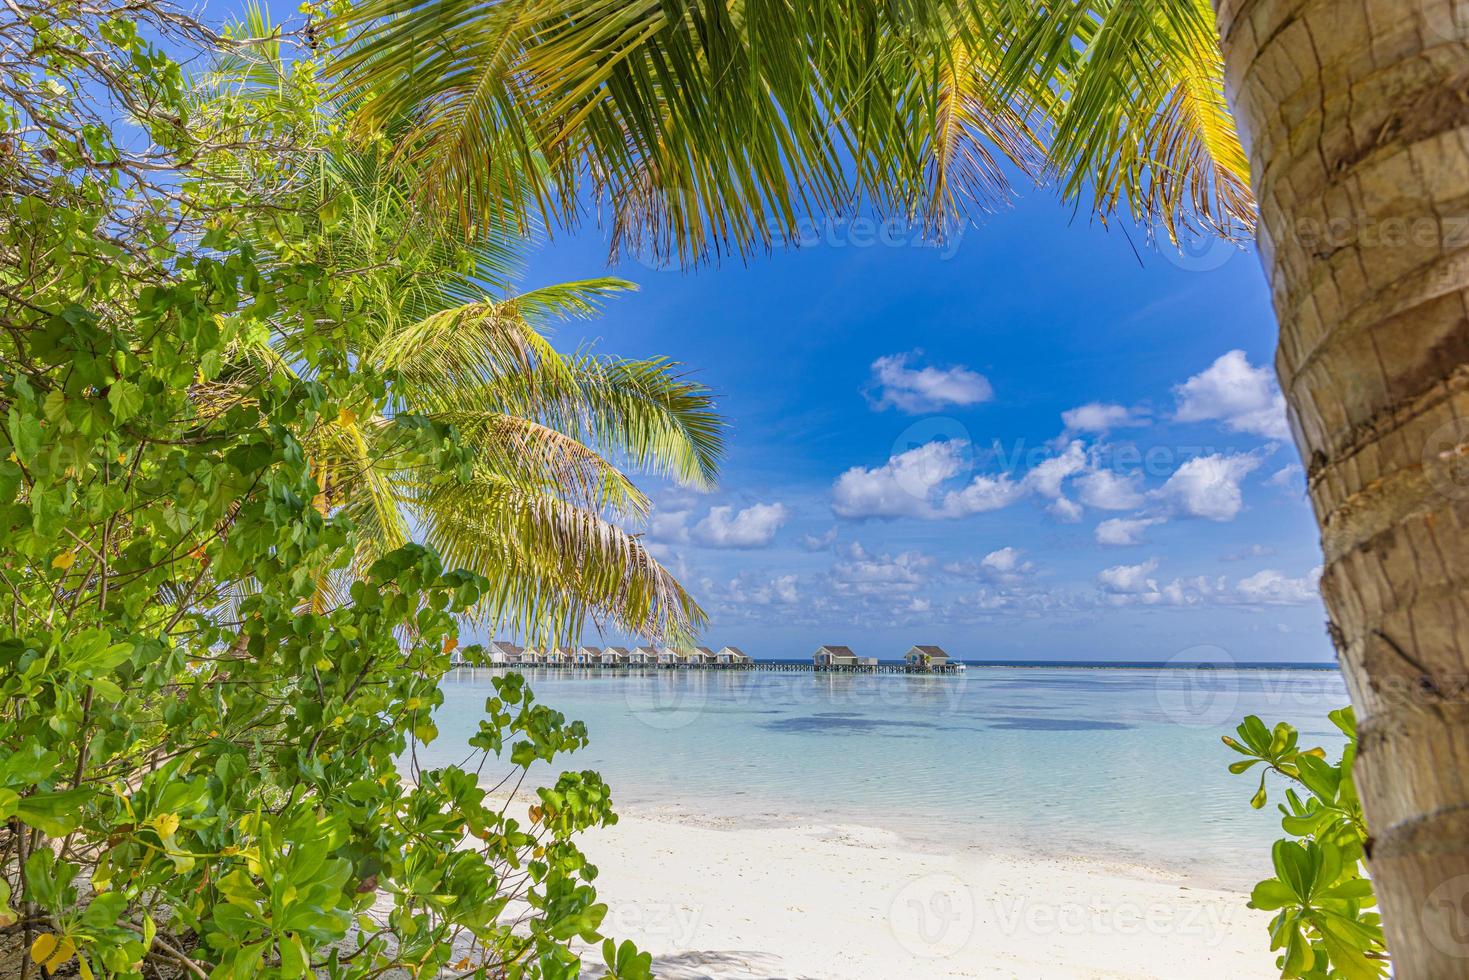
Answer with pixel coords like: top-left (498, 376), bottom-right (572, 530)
top-left (417, 665), bottom-right (1348, 888)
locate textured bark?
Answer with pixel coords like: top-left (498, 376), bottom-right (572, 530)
top-left (1211, 0), bottom-right (1469, 973)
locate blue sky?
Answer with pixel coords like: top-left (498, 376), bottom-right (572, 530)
top-left (222, 0), bottom-right (1329, 664)
top-left (520, 199), bottom-right (1331, 664)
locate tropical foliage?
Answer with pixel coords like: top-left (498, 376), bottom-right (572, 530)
top-left (205, 9), bottom-right (722, 643)
top-left (1225, 710), bottom-right (1390, 979)
top-left (0, 2), bottom-right (694, 976)
top-left (329, 0), bottom-right (1252, 265)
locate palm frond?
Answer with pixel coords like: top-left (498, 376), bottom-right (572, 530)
top-left (423, 410), bottom-right (651, 519)
top-left (329, 0), bottom-right (1254, 262)
top-left (415, 472), bottom-right (704, 644)
top-left (445, 355), bottom-right (724, 492)
top-left (985, 0), bottom-right (1254, 241)
top-left (370, 298), bottom-right (568, 393)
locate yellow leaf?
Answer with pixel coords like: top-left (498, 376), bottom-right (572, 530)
top-left (44, 937), bottom-right (76, 972)
top-left (528, 805), bottom-right (542, 824)
top-left (443, 636), bottom-right (458, 654)
top-left (51, 551), bottom-right (76, 570)
top-left (151, 813), bottom-right (180, 838)
top-left (30, 933), bottom-right (57, 963)
top-left (78, 955), bottom-right (95, 980)
top-left (338, 407), bottom-right (357, 426)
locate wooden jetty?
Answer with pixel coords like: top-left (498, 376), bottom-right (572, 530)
top-left (455, 642), bottom-right (960, 674)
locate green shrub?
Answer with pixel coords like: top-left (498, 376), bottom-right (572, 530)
top-left (1225, 708), bottom-right (1389, 979)
top-left (0, 5), bottom-right (653, 977)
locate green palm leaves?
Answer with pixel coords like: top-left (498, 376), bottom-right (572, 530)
top-left (328, 0), bottom-right (1254, 265)
top-left (986, 0), bottom-right (1252, 242)
top-left (290, 149), bottom-right (724, 643)
top-left (203, 24), bottom-right (724, 643)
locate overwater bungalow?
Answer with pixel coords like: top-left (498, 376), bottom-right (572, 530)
top-left (551, 646), bottom-right (577, 666)
top-left (904, 645), bottom-right (950, 670)
top-left (488, 640), bottom-right (523, 665)
top-left (813, 645), bottom-right (859, 667)
top-left (692, 645), bottom-right (718, 665)
top-left (575, 645), bottom-right (601, 665)
top-left (630, 646), bottom-right (657, 666)
top-left (716, 645), bottom-right (751, 665)
top-left (519, 647), bottom-right (543, 665)
top-left (656, 646), bottom-right (680, 666)
top-left (602, 646), bottom-right (630, 665)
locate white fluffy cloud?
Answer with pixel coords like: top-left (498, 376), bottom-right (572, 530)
top-left (1025, 440), bottom-right (1088, 498)
top-left (1095, 516), bottom-right (1164, 546)
top-left (1268, 463), bottom-right (1306, 493)
top-left (713, 572), bottom-right (800, 606)
top-left (1096, 561), bottom-right (1226, 607)
top-left (832, 438), bottom-right (1108, 522)
top-left (1222, 544), bottom-right (1276, 562)
top-left (981, 547), bottom-right (1035, 579)
top-left (647, 508), bottom-right (691, 543)
top-left (832, 440), bottom-right (969, 518)
top-left (1048, 496), bottom-right (1084, 523)
top-left (1155, 452), bottom-right (1262, 521)
top-left (652, 501), bottom-right (789, 548)
top-left (1076, 468), bottom-right (1145, 510)
top-left (868, 352), bottom-right (994, 414)
top-left (1095, 558), bottom-right (1321, 608)
top-left (800, 526), bottom-right (839, 551)
top-left (1236, 567), bottom-right (1322, 605)
top-left (942, 548), bottom-right (1038, 584)
top-left (830, 543), bottom-right (931, 595)
top-left (691, 502), bottom-right (790, 548)
top-left (940, 472), bottom-right (1026, 517)
top-left (832, 438), bottom-right (1098, 521)
top-left (1062, 402), bottom-right (1146, 432)
top-left (1097, 558), bottom-right (1160, 594)
top-left (1174, 350), bottom-right (1290, 440)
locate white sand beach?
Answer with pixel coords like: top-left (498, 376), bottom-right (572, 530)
top-left (578, 807), bottom-right (1278, 980)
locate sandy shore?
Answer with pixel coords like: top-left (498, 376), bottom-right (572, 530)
top-left (576, 807), bottom-right (1277, 979)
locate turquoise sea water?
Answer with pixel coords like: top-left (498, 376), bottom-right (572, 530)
top-left (418, 666), bottom-right (1349, 889)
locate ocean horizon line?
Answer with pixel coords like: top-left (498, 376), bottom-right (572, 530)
top-left (732, 657), bottom-right (1339, 670)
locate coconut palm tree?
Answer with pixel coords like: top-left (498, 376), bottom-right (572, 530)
top-left (1206, 5), bottom-right (1469, 970)
top-left (330, 0), bottom-right (1469, 968)
top-left (203, 21), bottom-right (723, 646)
top-left (272, 149), bottom-right (722, 645)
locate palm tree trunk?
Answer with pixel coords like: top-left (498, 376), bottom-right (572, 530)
top-left (1211, 0), bottom-right (1469, 972)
